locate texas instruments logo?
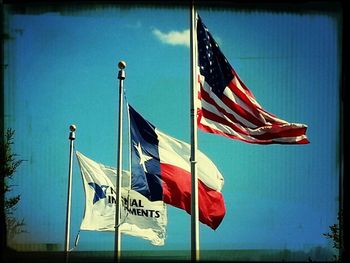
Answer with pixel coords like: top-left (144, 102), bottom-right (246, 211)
top-left (87, 182), bottom-right (161, 219)
top-left (88, 183), bottom-right (109, 204)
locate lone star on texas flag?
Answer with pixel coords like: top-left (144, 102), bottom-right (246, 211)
top-left (134, 142), bottom-right (152, 172)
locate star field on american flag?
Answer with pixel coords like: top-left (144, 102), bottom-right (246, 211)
top-left (197, 15), bottom-right (234, 97)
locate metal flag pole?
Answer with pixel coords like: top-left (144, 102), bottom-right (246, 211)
top-left (114, 60), bottom-right (126, 262)
top-left (64, 124), bottom-right (76, 262)
top-left (190, 3), bottom-right (200, 261)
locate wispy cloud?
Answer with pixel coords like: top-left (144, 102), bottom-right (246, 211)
top-left (126, 21), bottom-right (142, 29)
top-left (152, 28), bottom-right (190, 47)
top-left (214, 36), bottom-right (223, 47)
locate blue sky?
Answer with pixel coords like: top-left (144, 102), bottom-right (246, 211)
top-left (3, 3), bottom-right (341, 259)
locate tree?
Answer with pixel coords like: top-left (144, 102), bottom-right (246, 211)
top-left (1, 128), bottom-right (25, 244)
top-left (323, 210), bottom-right (343, 262)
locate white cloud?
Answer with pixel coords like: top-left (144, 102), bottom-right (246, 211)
top-left (152, 28), bottom-right (190, 47)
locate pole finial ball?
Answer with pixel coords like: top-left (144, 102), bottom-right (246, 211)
top-left (69, 124), bottom-right (76, 132)
top-left (118, 61), bottom-right (126, 69)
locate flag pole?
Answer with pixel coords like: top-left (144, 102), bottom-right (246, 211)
top-left (115, 60), bottom-right (126, 262)
top-left (64, 124), bottom-right (76, 262)
top-left (190, 3), bottom-right (200, 261)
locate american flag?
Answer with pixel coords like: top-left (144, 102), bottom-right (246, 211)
top-left (196, 15), bottom-right (309, 144)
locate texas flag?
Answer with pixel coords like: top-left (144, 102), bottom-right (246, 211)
top-left (129, 105), bottom-right (226, 230)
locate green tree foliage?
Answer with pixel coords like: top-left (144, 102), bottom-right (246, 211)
top-left (323, 210), bottom-right (342, 262)
top-left (2, 129), bottom-right (25, 242)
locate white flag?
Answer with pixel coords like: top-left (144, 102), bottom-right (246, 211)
top-left (76, 151), bottom-right (167, 246)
